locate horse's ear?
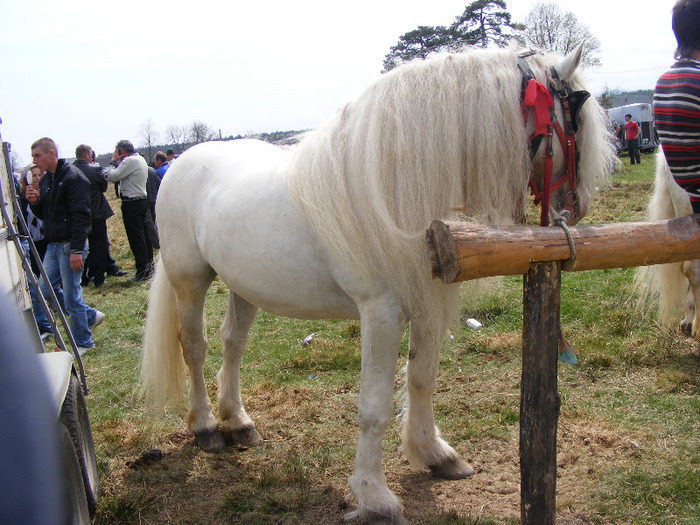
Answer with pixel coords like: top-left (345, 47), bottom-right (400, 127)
top-left (555, 42), bottom-right (585, 82)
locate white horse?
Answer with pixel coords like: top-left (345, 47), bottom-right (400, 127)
top-left (142, 45), bottom-right (614, 522)
top-left (635, 150), bottom-right (700, 340)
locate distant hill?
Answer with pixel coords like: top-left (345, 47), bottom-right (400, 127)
top-left (599, 89), bottom-right (654, 109)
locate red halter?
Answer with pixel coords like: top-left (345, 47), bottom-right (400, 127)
top-left (518, 56), bottom-right (586, 227)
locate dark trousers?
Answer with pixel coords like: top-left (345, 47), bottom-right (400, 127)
top-left (627, 138), bottom-right (640, 164)
top-left (85, 220), bottom-right (109, 284)
top-left (29, 238), bottom-right (48, 277)
top-left (145, 202), bottom-right (159, 250)
top-left (121, 199), bottom-right (153, 278)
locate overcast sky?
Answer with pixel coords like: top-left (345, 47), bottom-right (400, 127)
top-left (0, 0), bottom-right (676, 167)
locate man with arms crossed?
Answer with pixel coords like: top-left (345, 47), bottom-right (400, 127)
top-left (103, 139), bottom-right (153, 281)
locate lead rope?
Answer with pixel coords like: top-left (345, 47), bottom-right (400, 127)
top-left (551, 209), bottom-right (578, 364)
top-left (551, 210), bottom-right (576, 265)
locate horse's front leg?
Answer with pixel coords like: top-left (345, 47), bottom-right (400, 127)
top-left (402, 319), bottom-right (474, 480)
top-left (217, 293), bottom-right (262, 446)
top-left (346, 299), bottom-right (407, 523)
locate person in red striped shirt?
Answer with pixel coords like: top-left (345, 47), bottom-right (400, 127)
top-left (654, 0), bottom-right (700, 213)
top-left (654, 0), bottom-right (700, 212)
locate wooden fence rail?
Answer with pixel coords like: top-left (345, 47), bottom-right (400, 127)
top-left (427, 214), bottom-right (700, 284)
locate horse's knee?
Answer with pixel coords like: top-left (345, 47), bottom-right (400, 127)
top-left (357, 409), bottom-right (392, 438)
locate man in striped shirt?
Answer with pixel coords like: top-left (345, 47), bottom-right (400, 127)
top-left (653, 0), bottom-right (700, 212)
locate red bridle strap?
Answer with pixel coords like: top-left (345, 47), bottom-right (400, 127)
top-left (523, 81), bottom-right (579, 226)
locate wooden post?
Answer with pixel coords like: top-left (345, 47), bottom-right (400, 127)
top-left (521, 261), bottom-right (561, 525)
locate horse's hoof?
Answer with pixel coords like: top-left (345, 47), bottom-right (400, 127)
top-left (343, 511), bottom-right (408, 524)
top-left (680, 321), bottom-right (692, 336)
top-left (227, 425), bottom-right (262, 447)
top-left (194, 428), bottom-right (225, 453)
top-left (429, 457), bottom-right (474, 480)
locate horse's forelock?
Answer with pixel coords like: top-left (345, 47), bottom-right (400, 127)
top-left (529, 51), bottom-right (616, 210)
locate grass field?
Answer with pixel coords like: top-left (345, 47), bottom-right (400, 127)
top-left (76, 150), bottom-right (699, 524)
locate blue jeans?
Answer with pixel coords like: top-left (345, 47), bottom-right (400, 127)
top-left (39, 241), bottom-right (97, 348)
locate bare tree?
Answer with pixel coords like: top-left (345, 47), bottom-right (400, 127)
top-left (597, 86), bottom-right (623, 109)
top-left (188, 121), bottom-right (216, 145)
top-left (139, 117), bottom-right (159, 164)
top-left (166, 124), bottom-right (188, 153)
top-left (522, 2), bottom-right (601, 68)
top-left (9, 149), bottom-right (24, 173)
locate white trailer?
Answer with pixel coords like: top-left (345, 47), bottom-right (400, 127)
top-left (0, 132), bottom-right (98, 523)
top-left (607, 103), bottom-right (659, 153)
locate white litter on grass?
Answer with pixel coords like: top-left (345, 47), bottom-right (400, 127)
top-left (466, 318), bottom-right (482, 330)
top-left (302, 333), bottom-right (315, 346)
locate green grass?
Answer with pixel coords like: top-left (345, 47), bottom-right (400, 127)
top-left (82, 150), bottom-right (700, 524)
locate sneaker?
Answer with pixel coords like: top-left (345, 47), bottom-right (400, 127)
top-left (89, 311), bottom-right (105, 331)
top-left (40, 331), bottom-right (53, 342)
top-left (77, 346), bottom-right (93, 356)
top-left (108, 269), bottom-right (128, 277)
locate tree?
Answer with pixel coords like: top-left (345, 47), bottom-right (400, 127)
top-left (139, 117), bottom-right (159, 165)
top-left (452, 0), bottom-right (523, 49)
top-left (382, 25), bottom-right (453, 72)
top-left (188, 121), bottom-right (216, 145)
top-left (9, 149), bottom-right (24, 173)
top-left (166, 124), bottom-right (187, 153)
top-left (522, 2), bottom-right (601, 67)
top-left (597, 86), bottom-right (623, 109)
top-left (382, 1), bottom-right (521, 72)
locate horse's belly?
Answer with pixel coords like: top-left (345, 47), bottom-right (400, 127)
top-left (215, 248), bottom-right (360, 321)
top-left (203, 186), bottom-right (360, 320)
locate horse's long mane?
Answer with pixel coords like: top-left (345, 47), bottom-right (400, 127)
top-left (287, 47), bottom-right (612, 326)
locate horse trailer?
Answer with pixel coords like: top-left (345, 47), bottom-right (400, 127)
top-left (0, 130), bottom-right (98, 524)
top-left (608, 103), bottom-right (659, 153)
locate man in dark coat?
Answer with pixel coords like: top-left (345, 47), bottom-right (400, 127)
top-left (74, 145), bottom-right (126, 287)
top-left (26, 137), bottom-right (103, 354)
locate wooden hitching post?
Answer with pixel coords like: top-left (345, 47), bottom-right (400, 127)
top-left (521, 260), bottom-right (561, 525)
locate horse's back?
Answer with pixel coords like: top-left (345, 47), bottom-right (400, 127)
top-left (157, 139), bottom-right (287, 204)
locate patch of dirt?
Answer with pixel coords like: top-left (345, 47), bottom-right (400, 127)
top-left (93, 380), bottom-right (642, 524)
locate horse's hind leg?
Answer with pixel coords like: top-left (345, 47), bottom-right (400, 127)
top-left (217, 292), bottom-right (262, 446)
top-left (175, 272), bottom-right (224, 452)
top-left (402, 319), bottom-right (474, 480)
top-left (681, 259), bottom-right (700, 341)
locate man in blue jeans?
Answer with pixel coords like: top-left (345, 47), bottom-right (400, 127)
top-left (25, 137), bottom-right (104, 355)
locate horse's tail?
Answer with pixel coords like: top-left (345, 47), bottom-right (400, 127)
top-left (634, 151), bottom-right (689, 325)
top-left (141, 256), bottom-right (186, 409)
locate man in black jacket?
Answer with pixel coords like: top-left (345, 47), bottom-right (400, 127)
top-left (26, 137), bottom-right (104, 355)
top-left (74, 144), bottom-right (126, 287)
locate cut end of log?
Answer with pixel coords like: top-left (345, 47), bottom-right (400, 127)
top-left (426, 220), bottom-right (459, 283)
